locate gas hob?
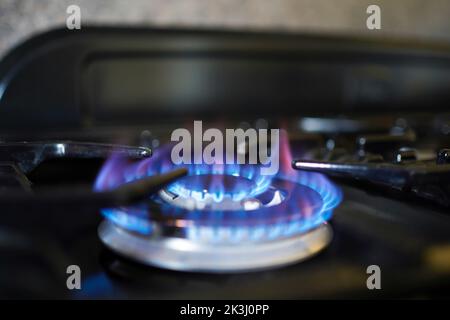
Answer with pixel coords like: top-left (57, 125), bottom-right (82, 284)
top-left (1, 27), bottom-right (450, 299)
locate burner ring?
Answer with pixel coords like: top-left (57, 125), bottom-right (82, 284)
top-left (101, 178), bottom-right (330, 237)
top-left (98, 220), bottom-right (332, 273)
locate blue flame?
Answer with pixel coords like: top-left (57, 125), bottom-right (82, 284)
top-left (95, 137), bottom-right (342, 242)
top-left (166, 173), bottom-right (271, 203)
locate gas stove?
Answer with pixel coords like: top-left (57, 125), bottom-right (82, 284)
top-left (94, 131), bottom-right (341, 273)
top-left (1, 27), bottom-right (450, 299)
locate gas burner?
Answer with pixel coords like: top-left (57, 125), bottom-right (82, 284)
top-left (95, 140), bottom-right (341, 272)
top-left (160, 174), bottom-right (285, 211)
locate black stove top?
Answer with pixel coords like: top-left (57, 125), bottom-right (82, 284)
top-left (1, 27), bottom-right (450, 299)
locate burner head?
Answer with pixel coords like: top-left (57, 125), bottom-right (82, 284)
top-left (161, 173), bottom-right (288, 211)
top-left (94, 139), bottom-right (341, 272)
top-left (164, 174), bottom-right (259, 208)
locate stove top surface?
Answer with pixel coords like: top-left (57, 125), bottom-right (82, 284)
top-left (1, 116), bottom-right (450, 299)
top-left (1, 28), bottom-right (450, 299)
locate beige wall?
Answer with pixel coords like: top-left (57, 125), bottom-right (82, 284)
top-left (1, 0), bottom-right (450, 58)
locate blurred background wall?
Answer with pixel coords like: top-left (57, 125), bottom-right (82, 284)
top-left (1, 0), bottom-right (450, 58)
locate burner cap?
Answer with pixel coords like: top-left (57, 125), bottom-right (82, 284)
top-left (160, 174), bottom-right (286, 211)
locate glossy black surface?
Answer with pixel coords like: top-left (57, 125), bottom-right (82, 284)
top-left (1, 27), bottom-right (450, 132)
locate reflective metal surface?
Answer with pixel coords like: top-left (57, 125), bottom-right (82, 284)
top-left (0, 141), bottom-right (151, 173)
top-left (293, 156), bottom-right (450, 207)
top-left (99, 220), bottom-right (332, 273)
